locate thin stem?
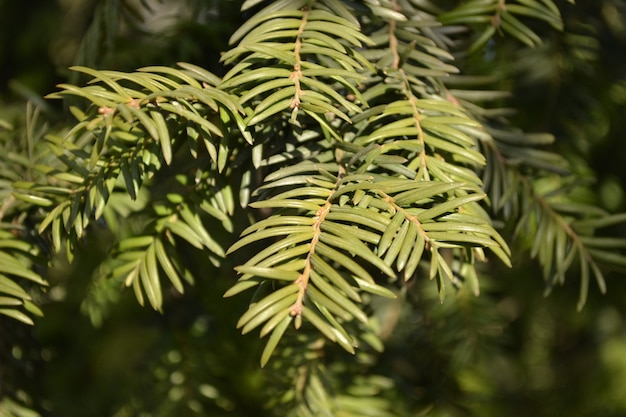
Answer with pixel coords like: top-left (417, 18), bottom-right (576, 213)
top-left (486, 138), bottom-right (603, 292)
top-left (387, 4), bottom-right (429, 180)
top-left (289, 8), bottom-right (309, 111)
top-left (290, 151), bottom-right (347, 318)
top-left (389, 0), bottom-right (401, 70)
top-left (377, 189), bottom-right (431, 246)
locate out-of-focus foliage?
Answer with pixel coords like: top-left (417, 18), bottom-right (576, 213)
top-left (1, 0), bottom-right (626, 416)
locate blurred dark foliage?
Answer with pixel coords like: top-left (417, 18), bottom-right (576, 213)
top-left (1, 1), bottom-right (625, 416)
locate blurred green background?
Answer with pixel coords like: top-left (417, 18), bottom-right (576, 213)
top-left (1, 1), bottom-right (626, 416)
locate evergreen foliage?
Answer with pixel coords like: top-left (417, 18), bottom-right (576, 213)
top-left (1, 0), bottom-right (626, 416)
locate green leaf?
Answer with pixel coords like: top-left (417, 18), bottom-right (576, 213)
top-left (249, 199), bottom-right (322, 212)
top-left (229, 8), bottom-right (304, 43)
top-left (0, 308), bottom-right (34, 325)
top-left (383, 220), bottom-right (410, 266)
top-left (178, 204), bottom-right (225, 256)
top-left (223, 278), bottom-right (263, 298)
top-left (318, 232), bottom-right (395, 278)
top-left (236, 283), bottom-right (299, 329)
top-left (70, 66), bottom-right (134, 98)
top-left (243, 245), bottom-right (311, 276)
top-left (11, 192), bottom-right (54, 207)
top-left (140, 242), bottom-right (162, 310)
top-left (149, 110), bottom-right (172, 165)
top-left (0, 275), bottom-right (32, 300)
top-left (378, 211), bottom-right (404, 256)
top-left (0, 296), bottom-right (23, 306)
top-left (241, 293), bottom-right (297, 335)
top-left (587, 248), bottom-right (626, 268)
top-left (301, 307), bottom-right (337, 343)
top-left (573, 213), bottom-right (626, 229)
top-left (23, 300), bottom-right (44, 317)
top-left (506, 4), bottom-right (563, 30)
top-left (164, 220), bottom-right (205, 250)
top-left (391, 182), bottom-right (464, 207)
top-left (417, 193), bottom-right (486, 221)
top-left (500, 11), bottom-right (543, 46)
top-left (0, 253), bottom-right (48, 285)
top-left (307, 286), bottom-right (353, 322)
top-left (154, 238), bottom-right (184, 294)
top-left (247, 98), bottom-right (294, 125)
top-left (139, 66), bottom-right (204, 89)
top-left (315, 241), bottom-right (375, 283)
top-left (352, 277), bottom-right (396, 298)
top-left (260, 314), bottom-right (292, 367)
top-left (235, 265), bottom-right (301, 281)
top-left (228, 226), bottom-right (315, 254)
top-left (309, 268), bottom-right (365, 323)
top-left (176, 62), bottom-right (222, 86)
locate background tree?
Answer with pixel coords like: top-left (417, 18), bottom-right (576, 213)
top-left (1, 1), bottom-right (626, 416)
